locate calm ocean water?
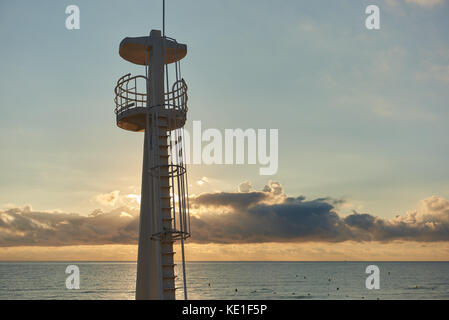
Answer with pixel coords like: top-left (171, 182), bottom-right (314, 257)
top-left (0, 262), bottom-right (448, 300)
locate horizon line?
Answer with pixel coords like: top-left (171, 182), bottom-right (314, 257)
top-left (1, 260), bottom-right (448, 263)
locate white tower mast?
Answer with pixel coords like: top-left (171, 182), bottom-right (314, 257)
top-left (114, 10), bottom-right (190, 300)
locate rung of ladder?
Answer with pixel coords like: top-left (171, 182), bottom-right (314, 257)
top-left (162, 263), bottom-right (176, 268)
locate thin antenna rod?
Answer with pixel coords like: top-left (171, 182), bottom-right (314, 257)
top-left (162, 0), bottom-right (165, 36)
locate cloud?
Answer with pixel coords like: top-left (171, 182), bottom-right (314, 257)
top-left (196, 177), bottom-right (209, 186)
top-left (94, 191), bottom-right (141, 208)
top-left (190, 189), bottom-right (449, 244)
top-left (262, 180), bottom-right (284, 196)
top-left (1, 183), bottom-right (449, 246)
top-left (238, 181), bottom-right (252, 193)
top-left (0, 207), bottom-right (139, 247)
top-left (95, 190), bottom-right (120, 206)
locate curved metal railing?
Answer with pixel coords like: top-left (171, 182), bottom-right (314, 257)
top-left (114, 74), bottom-right (187, 115)
top-left (165, 79), bottom-right (188, 113)
top-left (114, 73), bottom-right (148, 114)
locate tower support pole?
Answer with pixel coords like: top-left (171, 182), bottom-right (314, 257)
top-left (136, 127), bottom-right (163, 299)
top-left (135, 30), bottom-right (176, 300)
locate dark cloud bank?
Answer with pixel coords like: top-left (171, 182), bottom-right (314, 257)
top-left (1, 187), bottom-right (449, 246)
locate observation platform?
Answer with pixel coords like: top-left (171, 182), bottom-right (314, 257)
top-left (119, 30), bottom-right (187, 65)
top-left (114, 74), bottom-right (188, 132)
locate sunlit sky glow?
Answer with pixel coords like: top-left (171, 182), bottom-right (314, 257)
top-left (1, 0), bottom-right (449, 260)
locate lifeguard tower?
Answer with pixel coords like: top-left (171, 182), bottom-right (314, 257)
top-left (114, 28), bottom-right (191, 300)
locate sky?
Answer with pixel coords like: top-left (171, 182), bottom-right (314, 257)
top-left (0, 0), bottom-right (449, 261)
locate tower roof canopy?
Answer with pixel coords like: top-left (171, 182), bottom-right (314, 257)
top-left (119, 30), bottom-right (187, 65)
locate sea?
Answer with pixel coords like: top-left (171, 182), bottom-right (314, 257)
top-left (0, 261), bottom-right (448, 300)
